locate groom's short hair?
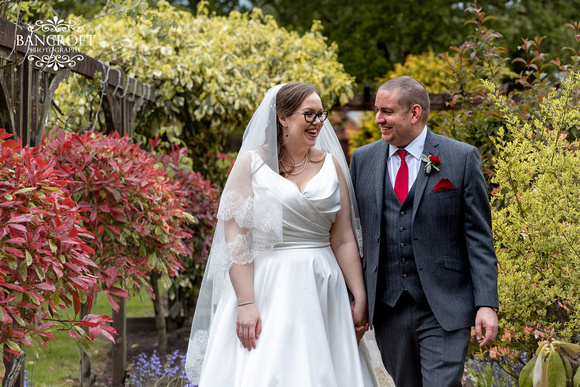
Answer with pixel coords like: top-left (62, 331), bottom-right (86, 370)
top-left (379, 76), bottom-right (430, 124)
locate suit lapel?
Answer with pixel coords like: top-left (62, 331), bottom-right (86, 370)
top-left (374, 141), bottom-right (389, 216)
top-left (412, 130), bottom-right (440, 221)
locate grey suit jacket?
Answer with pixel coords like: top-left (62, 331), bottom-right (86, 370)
top-left (350, 129), bottom-right (499, 331)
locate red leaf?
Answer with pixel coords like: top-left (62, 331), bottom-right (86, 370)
top-left (16, 302), bottom-right (40, 309)
top-left (106, 225), bottom-right (121, 235)
top-left (69, 277), bottom-right (90, 290)
top-left (92, 167), bottom-right (103, 181)
top-left (98, 204), bottom-right (111, 213)
top-left (7, 214), bottom-right (34, 223)
top-left (103, 267), bottom-right (120, 289)
top-left (107, 287), bottom-right (129, 299)
top-left (4, 237), bottom-right (27, 244)
top-left (68, 227), bottom-right (78, 238)
top-left (108, 294), bottom-right (119, 312)
top-left (80, 244), bottom-right (96, 256)
top-left (34, 281), bottom-right (56, 292)
top-left (0, 201), bottom-right (20, 207)
top-left (7, 224), bottom-right (27, 232)
top-left (86, 282), bottom-right (96, 313)
top-left (4, 247), bottom-right (25, 258)
top-left (111, 211), bottom-right (127, 223)
top-left (0, 307), bottom-right (13, 323)
top-left (1, 283), bottom-right (26, 292)
top-left (73, 291), bottom-right (80, 316)
top-left (38, 331), bottom-right (56, 340)
top-left (4, 348), bottom-right (21, 356)
top-left (76, 320), bottom-right (100, 328)
top-left (68, 328), bottom-right (78, 339)
top-left (98, 328), bottom-right (116, 343)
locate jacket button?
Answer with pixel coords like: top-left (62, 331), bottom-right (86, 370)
top-left (373, 266), bottom-right (377, 272)
top-left (403, 274), bottom-right (408, 279)
top-left (400, 243), bottom-right (406, 248)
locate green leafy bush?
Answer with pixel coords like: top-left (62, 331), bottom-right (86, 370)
top-left (52, 0), bottom-right (354, 173)
top-left (489, 72), bottom-right (580, 350)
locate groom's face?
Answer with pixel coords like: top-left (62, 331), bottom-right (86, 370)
top-left (374, 89), bottom-right (422, 148)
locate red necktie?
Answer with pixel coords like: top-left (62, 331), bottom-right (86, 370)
top-left (394, 149), bottom-right (408, 204)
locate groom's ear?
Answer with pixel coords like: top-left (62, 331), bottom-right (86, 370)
top-left (410, 104), bottom-right (422, 124)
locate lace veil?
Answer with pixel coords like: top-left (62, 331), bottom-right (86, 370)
top-left (185, 83), bottom-right (363, 383)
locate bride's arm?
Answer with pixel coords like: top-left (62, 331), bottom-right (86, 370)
top-left (222, 152), bottom-right (262, 351)
top-left (329, 157), bottom-right (368, 334)
top-left (229, 262), bottom-right (261, 351)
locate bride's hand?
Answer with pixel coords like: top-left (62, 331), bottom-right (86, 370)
top-left (236, 304), bottom-right (262, 351)
top-left (350, 299), bottom-right (369, 344)
top-left (350, 298), bottom-right (368, 327)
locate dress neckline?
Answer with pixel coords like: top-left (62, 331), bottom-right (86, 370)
top-left (282, 153), bottom-right (329, 195)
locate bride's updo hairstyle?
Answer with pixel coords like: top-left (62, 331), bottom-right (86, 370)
top-left (275, 82), bottom-right (320, 176)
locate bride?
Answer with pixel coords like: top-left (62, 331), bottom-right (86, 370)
top-left (185, 82), bottom-right (378, 386)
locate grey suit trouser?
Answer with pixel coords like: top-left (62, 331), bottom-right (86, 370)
top-left (374, 292), bottom-right (471, 387)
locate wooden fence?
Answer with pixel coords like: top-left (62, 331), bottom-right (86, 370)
top-left (0, 16), bottom-right (154, 387)
top-left (0, 17), bottom-right (154, 146)
top-left (334, 85), bottom-right (452, 112)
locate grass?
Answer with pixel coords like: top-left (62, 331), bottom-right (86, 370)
top-left (24, 289), bottom-right (155, 387)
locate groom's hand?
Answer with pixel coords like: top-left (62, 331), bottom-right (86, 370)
top-left (475, 307), bottom-right (498, 347)
top-left (355, 324), bottom-right (368, 344)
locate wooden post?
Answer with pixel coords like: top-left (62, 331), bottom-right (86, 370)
top-left (150, 271), bottom-right (167, 357)
top-left (79, 303), bottom-right (92, 387)
top-left (112, 298), bottom-right (126, 387)
top-left (2, 347), bottom-right (24, 387)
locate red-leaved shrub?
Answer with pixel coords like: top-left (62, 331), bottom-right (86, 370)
top-left (44, 130), bottom-right (191, 309)
top-left (0, 129), bottom-right (115, 364)
top-left (150, 141), bottom-right (219, 321)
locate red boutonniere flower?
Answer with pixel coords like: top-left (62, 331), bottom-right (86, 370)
top-left (421, 154), bottom-right (441, 175)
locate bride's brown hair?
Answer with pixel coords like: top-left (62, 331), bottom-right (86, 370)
top-left (276, 82), bottom-right (320, 176)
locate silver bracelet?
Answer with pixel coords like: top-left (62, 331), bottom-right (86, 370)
top-left (238, 301), bottom-right (255, 307)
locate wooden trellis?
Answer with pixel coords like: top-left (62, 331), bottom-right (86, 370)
top-left (0, 16), bottom-right (155, 387)
top-left (0, 17), bottom-right (154, 147)
top-left (333, 86), bottom-right (452, 112)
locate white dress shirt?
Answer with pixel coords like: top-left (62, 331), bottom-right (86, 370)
top-left (387, 126), bottom-right (428, 191)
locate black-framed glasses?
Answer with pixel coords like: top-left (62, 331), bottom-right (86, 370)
top-left (293, 110), bottom-right (329, 123)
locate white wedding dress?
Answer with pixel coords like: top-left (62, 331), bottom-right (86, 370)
top-left (196, 152), bottom-right (377, 386)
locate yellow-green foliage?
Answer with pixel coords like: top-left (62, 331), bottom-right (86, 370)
top-left (487, 73), bottom-right (580, 347)
top-left (346, 111), bottom-right (380, 156)
top-left (51, 0), bottom-right (354, 161)
top-left (348, 50), bottom-right (450, 154)
top-left (377, 49), bottom-right (450, 94)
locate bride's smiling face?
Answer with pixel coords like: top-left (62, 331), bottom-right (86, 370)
top-left (279, 92), bottom-right (325, 150)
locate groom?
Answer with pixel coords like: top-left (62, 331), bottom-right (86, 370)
top-left (350, 76), bottom-right (499, 387)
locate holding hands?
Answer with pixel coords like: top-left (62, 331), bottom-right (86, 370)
top-left (351, 297), bottom-right (369, 344)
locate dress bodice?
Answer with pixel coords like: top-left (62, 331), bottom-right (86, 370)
top-left (251, 152), bottom-right (341, 250)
